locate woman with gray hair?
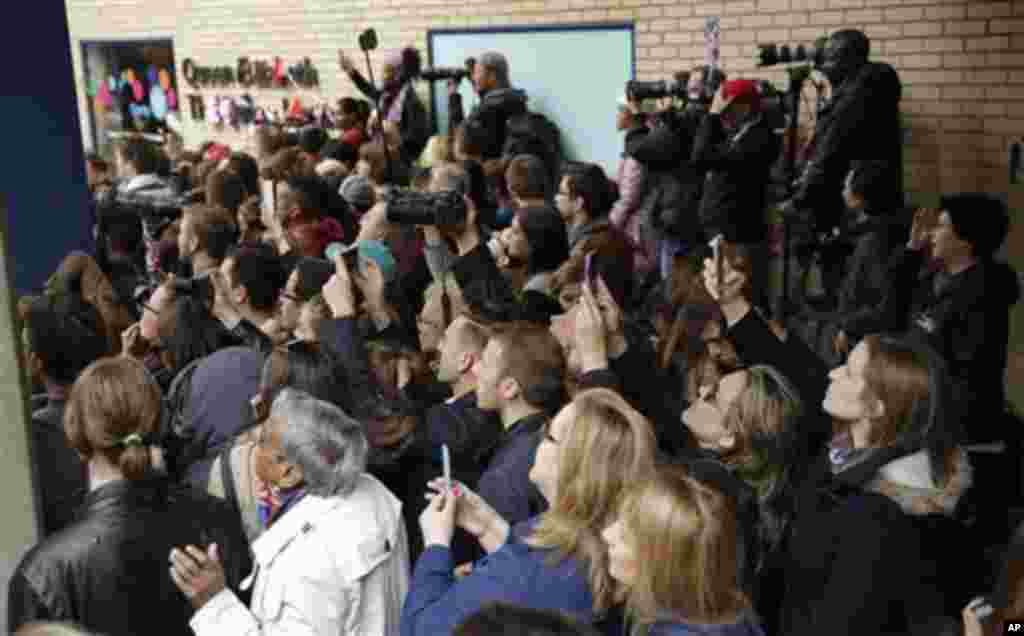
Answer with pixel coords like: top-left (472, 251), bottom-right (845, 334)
top-left (171, 388), bottom-right (410, 636)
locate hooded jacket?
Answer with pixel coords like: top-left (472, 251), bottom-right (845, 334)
top-left (450, 87), bottom-right (529, 160)
top-left (778, 445), bottom-right (977, 636)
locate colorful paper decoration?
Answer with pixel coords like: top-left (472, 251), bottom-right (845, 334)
top-left (150, 85), bottom-right (168, 120)
top-left (124, 69), bottom-right (136, 84)
top-left (287, 96), bottom-right (304, 120)
top-left (97, 81), bottom-right (113, 108)
top-left (131, 79), bottom-right (145, 102)
top-left (147, 65), bottom-right (159, 86)
top-left (159, 68), bottom-right (172, 92)
top-left (206, 96), bottom-right (221, 125)
top-left (129, 103), bottom-right (151, 120)
top-left (108, 76), bottom-right (118, 92)
top-left (166, 87), bottom-right (177, 111)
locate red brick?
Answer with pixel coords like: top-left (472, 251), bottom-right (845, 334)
top-left (990, 18), bottom-right (1024, 33)
top-left (884, 38), bottom-right (925, 54)
top-left (757, 28), bottom-right (792, 42)
top-left (962, 70), bottom-right (1010, 83)
top-left (678, 17), bottom-right (707, 30)
top-left (927, 5), bottom-right (966, 20)
top-left (942, 85), bottom-right (989, 100)
top-left (967, 2), bottom-right (1013, 18)
top-left (810, 10), bottom-right (844, 25)
top-left (791, 0), bottom-right (828, 10)
top-left (791, 26), bottom-right (832, 40)
top-left (989, 52), bottom-right (1024, 66)
top-left (827, 0), bottom-right (864, 7)
top-left (693, 2), bottom-right (725, 15)
top-left (942, 52), bottom-right (991, 68)
top-left (742, 13), bottom-right (775, 27)
top-left (904, 85), bottom-right (941, 100)
top-left (945, 21), bottom-right (988, 36)
top-left (984, 118), bottom-right (1024, 134)
top-left (774, 13), bottom-right (809, 26)
top-left (869, 23), bottom-right (905, 39)
top-left (943, 118), bottom-right (984, 132)
top-left (664, 32), bottom-right (695, 44)
top-left (637, 33), bottom-right (663, 45)
top-left (903, 22), bottom-right (944, 37)
top-left (884, 6), bottom-right (924, 21)
top-left (902, 69), bottom-right (965, 84)
top-left (988, 85), bottom-right (1024, 99)
top-left (845, 8), bottom-right (882, 22)
top-left (899, 54), bottom-right (944, 69)
top-left (757, 0), bottom-right (791, 12)
top-left (637, 7), bottom-right (663, 18)
top-left (1010, 70), bottom-right (1024, 83)
top-left (966, 35), bottom-right (1010, 50)
top-left (979, 103), bottom-right (1010, 116)
top-left (650, 18), bottom-right (679, 31)
top-left (650, 46), bottom-right (680, 58)
top-left (922, 38), bottom-right (965, 52)
top-left (724, 1), bottom-right (758, 14)
top-left (664, 5), bottom-right (693, 16)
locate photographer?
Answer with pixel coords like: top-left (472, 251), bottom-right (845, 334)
top-left (338, 46), bottom-right (431, 163)
top-left (624, 69), bottom-right (716, 282)
top-left (783, 29), bottom-right (904, 233)
top-left (448, 52), bottom-right (528, 161)
top-left (692, 79), bottom-right (782, 311)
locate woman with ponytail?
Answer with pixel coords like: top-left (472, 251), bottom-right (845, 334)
top-left (8, 356), bottom-right (252, 636)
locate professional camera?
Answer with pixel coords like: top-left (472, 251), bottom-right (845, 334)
top-left (419, 57), bottom-right (477, 83)
top-left (626, 73), bottom-right (690, 102)
top-left (386, 186), bottom-right (469, 228)
top-left (756, 37), bottom-right (828, 67)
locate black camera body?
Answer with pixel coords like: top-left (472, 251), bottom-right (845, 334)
top-left (756, 38), bottom-right (828, 67)
top-left (386, 188), bottom-right (468, 228)
top-left (420, 57), bottom-right (476, 83)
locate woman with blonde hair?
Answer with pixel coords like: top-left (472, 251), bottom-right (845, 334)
top-left (602, 465), bottom-right (764, 635)
top-left (403, 388), bottom-right (658, 636)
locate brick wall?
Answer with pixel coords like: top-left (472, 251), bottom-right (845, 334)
top-left (67, 0), bottom-right (1024, 203)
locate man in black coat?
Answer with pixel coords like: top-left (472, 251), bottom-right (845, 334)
top-left (783, 29), bottom-right (904, 235)
top-left (692, 80), bottom-right (782, 312)
top-left (449, 51), bottom-right (528, 161)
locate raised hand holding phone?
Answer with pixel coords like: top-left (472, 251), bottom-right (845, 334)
top-left (442, 444), bottom-right (452, 494)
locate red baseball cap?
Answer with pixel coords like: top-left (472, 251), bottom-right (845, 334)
top-left (722, 79), bottom-right (761, 110)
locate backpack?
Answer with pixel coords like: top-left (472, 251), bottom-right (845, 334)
top-left (503, 111), bottom-right (563, 184)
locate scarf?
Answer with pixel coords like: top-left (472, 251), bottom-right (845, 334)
top-left (256, 481), bottom-right (308, 530)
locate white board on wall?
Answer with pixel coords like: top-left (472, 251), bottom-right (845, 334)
top-left (427, 23), bottom-right (634, 176)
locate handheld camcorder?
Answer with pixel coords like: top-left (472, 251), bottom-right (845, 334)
top-left (756, 37), bottom-right (829, 67)
top-left (420, 57), bottom-right (477, 83)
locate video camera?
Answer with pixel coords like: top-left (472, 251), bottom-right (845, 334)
top-left (756, 37), bottom-right (828, 68)
top-left (419, 57), bottom-right (477, 83)
top-left (386, 181), bottom-right (469, 228)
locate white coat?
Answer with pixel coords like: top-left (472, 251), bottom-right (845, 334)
top-left (190, 473), bottom-right (409, 636)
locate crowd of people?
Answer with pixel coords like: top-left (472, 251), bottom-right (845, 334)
top-left (7, 27), bottom-right (1023, 636)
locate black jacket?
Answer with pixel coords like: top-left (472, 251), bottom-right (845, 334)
top-left (887, 253), bottom-right (1021, 443)
top-left (450, 87), bottom-right (529, 161)
top-left (691, 113), bottom-right (782, 244)
top-left (791, 62), bottom-right (904, 232)
top-left (29, 397), bottom-right (86, 537)
top-left (626, 111), bottom-right (706, 245)
top-left (348, 70), bottom-right (431, 162)
top-left (778, 445), bottom-right (976, 636)
top-left (8, 477), bottom-right (252, 636)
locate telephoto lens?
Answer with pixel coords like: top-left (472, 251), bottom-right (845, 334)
top-left (386, 189), bottom-right (468, 228)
